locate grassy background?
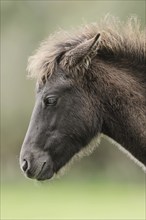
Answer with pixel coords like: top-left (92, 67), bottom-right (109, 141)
top-left (1, 178), bottom-right (145, 220)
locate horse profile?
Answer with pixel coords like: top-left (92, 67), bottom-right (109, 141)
top-left (20, 16), bottom-right (146, 181)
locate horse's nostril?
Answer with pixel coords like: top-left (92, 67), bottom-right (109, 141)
top-left (21, 159), bottom-right (29, 172)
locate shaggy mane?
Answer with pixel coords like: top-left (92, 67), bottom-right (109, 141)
top-left (27, 16), bottom-right (145, 82)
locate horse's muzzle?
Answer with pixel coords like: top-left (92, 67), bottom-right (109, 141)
top-left (20, 150), bottom-right (54, 181)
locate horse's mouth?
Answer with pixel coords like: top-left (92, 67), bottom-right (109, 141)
top-left (24, 164), bottom-right (54, 181)
top-left (36, 162), bottom-right (54, 181)
top-left (21, 159), bottom-right (54, 181)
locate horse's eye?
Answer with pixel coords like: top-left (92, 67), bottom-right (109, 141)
top-left (44, 96), bottom-right (57, 106)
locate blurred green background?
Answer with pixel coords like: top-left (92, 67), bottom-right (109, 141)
top-left (1, 1), bottom-right (146, 220)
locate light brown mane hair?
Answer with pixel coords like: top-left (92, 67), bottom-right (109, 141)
top-left (27, 16), bottom-right (145, 82)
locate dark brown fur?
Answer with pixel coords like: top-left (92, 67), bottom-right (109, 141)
top-left (28, 16), bottom-right (146, 167)
top-left (20, 16), bottom-right (146, 181)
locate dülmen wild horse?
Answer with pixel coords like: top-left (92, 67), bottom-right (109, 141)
top-left (20, 17), bottom-right (146, 181)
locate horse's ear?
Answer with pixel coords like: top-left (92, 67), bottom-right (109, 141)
top-left (60, 33), bottom-right (101, 71)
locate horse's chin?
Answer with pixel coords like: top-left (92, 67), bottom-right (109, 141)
top-left (36, 173), bottom-right (54, 181)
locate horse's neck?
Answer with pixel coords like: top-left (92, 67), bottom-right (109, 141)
top-left (96, 61), bottom-right (146, 166)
